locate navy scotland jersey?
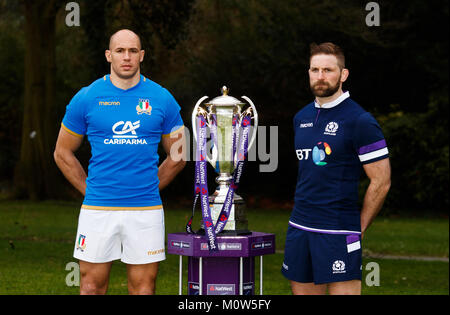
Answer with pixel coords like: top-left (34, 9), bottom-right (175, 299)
top-left (61, 74), bottom-right (184, 209)
top-left (290, 91), bottom-right (389, 233)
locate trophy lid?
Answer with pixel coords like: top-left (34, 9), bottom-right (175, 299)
top-left (206, 86), bottom-right (245, 107)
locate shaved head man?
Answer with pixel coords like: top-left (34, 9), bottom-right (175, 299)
top-left (105, 29), bottom-right (145, 84)
top-left (109, 29), bottom-right (142, 49)
top-left (54, 29), bottom-right (186, 295)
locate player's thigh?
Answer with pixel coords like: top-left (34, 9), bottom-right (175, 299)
top-left (121, 209), bottom-right (166, 264)
top-left (328, 279), bottom-right (361, 295)
top-left (310, 233), bottom-right (362, 285)
top-left (290, 280), bottom-right (327, 295)
top-left (281, 226), bottom-right (314, 283)
top-left (73, 209), bottom-right (122, 263)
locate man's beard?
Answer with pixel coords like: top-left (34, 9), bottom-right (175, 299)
top-left (310, 78), bottom-right (341, 97)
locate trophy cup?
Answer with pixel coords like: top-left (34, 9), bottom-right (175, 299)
top-left (167, 86), bottom-right (275, 296)
top-left (191, 86), bottom-right (258, 235)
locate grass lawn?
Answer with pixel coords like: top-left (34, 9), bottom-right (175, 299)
top-left (0, 200), bottom-right (448, 295)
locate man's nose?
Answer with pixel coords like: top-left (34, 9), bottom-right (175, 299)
top-left (124, 51), bottom-right (131, 60)
top-left (317, 70), bottom-right (325, 79)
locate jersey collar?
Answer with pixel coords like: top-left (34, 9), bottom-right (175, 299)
top-left (105, 74), bottom-right (144, 92)
top-left (314, 91), bottom-right (350, 109)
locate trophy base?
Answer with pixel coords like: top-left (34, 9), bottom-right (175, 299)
top-left (198, 192), bottom-right (249, 234)
top-left (196, 228), bottom-right (252, 236)
top-left (207, 192), bottom-right (249, 232)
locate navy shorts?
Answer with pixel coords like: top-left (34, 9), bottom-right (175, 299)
top-left (281, 225), bottom-right (362, 284)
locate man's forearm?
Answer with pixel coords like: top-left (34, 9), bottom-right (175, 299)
top-left (54, 150), bottom-right (87, 196)
top-left (157, 157), bottom-right (186, 191)
top-left (360, 179), bottom-right (390, 236)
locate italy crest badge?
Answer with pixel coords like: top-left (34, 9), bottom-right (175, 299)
top-left (136, 99), bottom-right (152, 115)
top-left (76, 234), bottom-right (86, 251)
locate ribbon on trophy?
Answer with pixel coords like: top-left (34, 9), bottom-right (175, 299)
top-left (232, 114), bottom-right (239, 164)
top-left (186, 115), bottom-right (218, 251)
top-left (188, 114), bottom-right (215, 236)
top-left (210, 114), bottom-right (219, 173)
top-left (186, 114), bottom-right (251, 252)
top-left (214, 115), bottom-right (250, 234)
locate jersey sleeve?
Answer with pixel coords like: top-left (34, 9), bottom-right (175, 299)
top-left (161, 89), bottom-right (184, 137)
top-left (353, 112), bottom-right (389, 164)
top-left (293, 114), bottom-right (298, 131)
top-left (61, 87), bottom-right (88, 137)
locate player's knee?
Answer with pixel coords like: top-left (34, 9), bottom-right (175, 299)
top-left (80, 280), bottom-right (108, 295)
top-left (129, 285), bottom-right (155, 295)
top-left (291, 281), bottom-right (326, 295)
top-left (328, 280), bottom-right (361, 295)
top-left (128, 278), bottom-right (156, 295)
top-left (80, 271), bottom-right (109, 295)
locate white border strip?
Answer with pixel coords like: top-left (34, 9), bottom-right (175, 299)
top-left (359, 147), bottom-right (389, 162)
top-left (289, 221), bottom-right (361, 235)
top-left (314, 91), bottom-right (350, 109)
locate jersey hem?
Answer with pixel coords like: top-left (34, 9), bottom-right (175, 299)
top-left (162, 125), bottom-right (184, 138)
top-left (81, 204), bottom-right (163, 211)
top-left (289, 220), bottom-right (361, 235)
top-left (61, 123), bottom-right (84, 138)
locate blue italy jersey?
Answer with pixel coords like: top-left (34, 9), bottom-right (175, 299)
top-left (290, 92), bottom-right (389, 233)
top-left (61, 74), bottom-right (184, 209)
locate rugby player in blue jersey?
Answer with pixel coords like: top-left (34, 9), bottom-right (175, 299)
top-left (281, 42), bottom-right (391, 294)
top-left (54, 29), bottom-right (186, 294)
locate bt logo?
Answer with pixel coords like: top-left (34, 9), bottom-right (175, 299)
top-left (296, 148), bottom-right (312, 161)
top-left (312, 142), bottom-right (332, 165)
top-left (296, 142), bottom-right (332, 166)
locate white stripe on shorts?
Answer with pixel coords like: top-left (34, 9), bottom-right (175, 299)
top-left (289, 221), bottom-right (361, 235)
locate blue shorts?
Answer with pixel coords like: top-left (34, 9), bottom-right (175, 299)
top-left (281, 225), bottom-right (362, 284)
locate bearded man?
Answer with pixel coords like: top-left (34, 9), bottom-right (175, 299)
top-left (281, 42), bottom-right (391, 295)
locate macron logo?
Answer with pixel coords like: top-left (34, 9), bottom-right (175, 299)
top-left (300, 122), bottom-right (313, 128)
top-left (99, 101), bottom-right (120, 106)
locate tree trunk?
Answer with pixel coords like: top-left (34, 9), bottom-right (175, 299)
top-left (13, 0), bottom-right (61, 200)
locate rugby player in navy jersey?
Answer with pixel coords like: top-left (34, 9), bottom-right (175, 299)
top-left (281, 42), bottom-right (391, 295)
top-left (54, 29), bottom-right (186, 294)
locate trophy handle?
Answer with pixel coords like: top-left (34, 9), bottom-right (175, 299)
top-left (191, 96), bottom-right (209, 143)
top-left (241, 96), bottom-right (258, 151)
top-left (192, 96), bottom-right (218, 167)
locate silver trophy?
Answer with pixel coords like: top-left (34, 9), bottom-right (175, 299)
top-left (192, 86), bottom-right (258, 234)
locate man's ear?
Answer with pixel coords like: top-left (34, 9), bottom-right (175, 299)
top-left (105, 50), bottom-right (112, 63)
top-left (341, 68), bottom-right (349, 83)
top-left (140, 50), bottom-right (145, 63)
